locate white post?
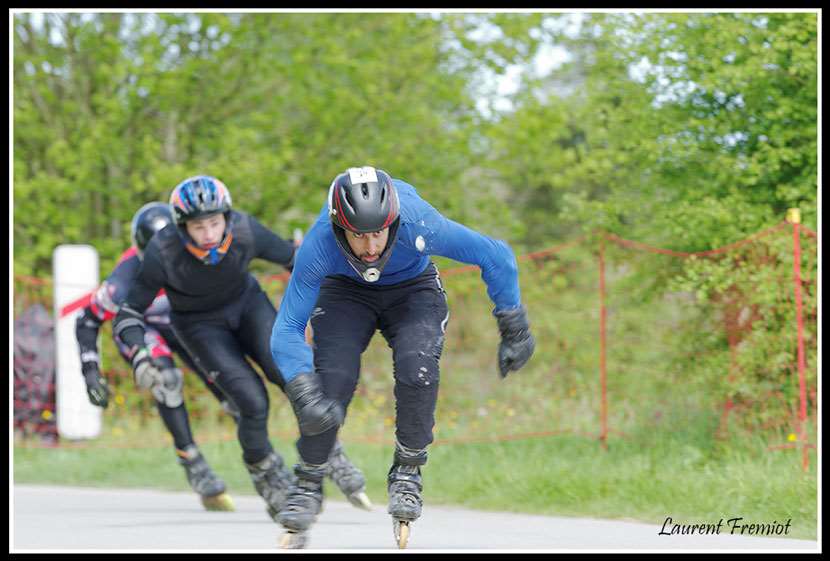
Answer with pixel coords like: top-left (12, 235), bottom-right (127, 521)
top-left (53, 244), bottom-right (102, 439)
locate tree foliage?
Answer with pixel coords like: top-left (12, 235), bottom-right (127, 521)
top-left (478, 12), bottom-right (817, 432)
top-left (13, 12), bottom-right (817, 435)
top-left (485, 13), bottom-right (817, 246)
top-left (14, 13), bottom-right (506, 274)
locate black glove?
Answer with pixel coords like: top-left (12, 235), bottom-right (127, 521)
top-left (494, 306), bottom-right (536, 378)
top-left (284, 371), bottom-right (344, 436)
top-left (81, 362), bottom-right (110, 408)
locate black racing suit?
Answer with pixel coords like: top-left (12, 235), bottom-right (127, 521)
top-left (75, 246), bottom-right (228, 451)
top-left (113, 210), bottom-right (295, 464)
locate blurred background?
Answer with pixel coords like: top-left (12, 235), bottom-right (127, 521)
top-left (11, 10), bottom-right (818, 539)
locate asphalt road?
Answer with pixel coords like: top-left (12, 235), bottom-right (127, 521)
top-left (11, 485), bottom-right (819, 552)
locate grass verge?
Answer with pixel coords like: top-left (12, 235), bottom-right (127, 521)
top-left (13, 420), bottom-right (817, 541)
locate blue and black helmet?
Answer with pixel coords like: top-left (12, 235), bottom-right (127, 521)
top-left (169, 175), bottom-right (232, 225)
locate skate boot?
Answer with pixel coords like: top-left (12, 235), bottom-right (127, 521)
top-left (176, 445), bottom-right (235, 511)
top-left (276, 463), bottom-right (327, 549)
top-left (326, 441), bottom-right (372, 510)
top-left (387, 463), bottom-right (423, 549)
top-left (244, 451), bottom-right (296, 522)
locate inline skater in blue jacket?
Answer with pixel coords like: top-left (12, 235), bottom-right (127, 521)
top-left (271, 166), bottom-right (535, 548)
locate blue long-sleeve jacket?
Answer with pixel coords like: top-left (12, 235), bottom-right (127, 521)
top-left (271, 179), bottom-right (521, 382)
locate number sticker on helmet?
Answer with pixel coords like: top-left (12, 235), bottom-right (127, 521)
top-left (348, 166), bottom-right (378, 184)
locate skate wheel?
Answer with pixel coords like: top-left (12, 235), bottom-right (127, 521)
top-left (393, 520), bottom-right (410, 549)
top-left (348, 491), bottom-right (373, 511)
top-left (279, 530), bottom-right (308, 549)
top-left (201, 493), bottom-right (235, 512)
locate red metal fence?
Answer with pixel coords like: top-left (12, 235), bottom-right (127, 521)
top-left (13, 211), bottom-right (818, 469)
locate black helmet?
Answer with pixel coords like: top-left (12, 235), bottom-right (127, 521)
top-left (328, 166), bottom-right (400, 282)
top-left (131, 202), bottom-right (175, 257)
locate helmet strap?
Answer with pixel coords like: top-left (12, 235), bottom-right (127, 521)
top-left (180, 228), bottom-right (234, 265)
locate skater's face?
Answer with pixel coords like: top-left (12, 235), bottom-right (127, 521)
top-left (186, 213), bottom-right (226, 249)
top-left (346, 227), bottom-right (390, 264)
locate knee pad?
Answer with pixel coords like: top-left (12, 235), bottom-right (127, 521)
top-left (152, 367), bottom-right (184, 408)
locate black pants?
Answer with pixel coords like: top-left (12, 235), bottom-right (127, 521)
top-left (171, 281), bottom-right (285, 464)
top-left (298, 263), bottom-right (449, 465)
top-left (159, 325), bottom-right (229, 404)
top-left (115, 324), bottom-right (228, 452)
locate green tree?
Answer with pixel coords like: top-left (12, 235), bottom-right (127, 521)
top-left (13, 13), bottom-right (510, 276)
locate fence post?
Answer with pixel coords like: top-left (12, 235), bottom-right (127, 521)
top-left (598, 235), bottom-right (608, 451)
top-left (717, 295), bottom-right (739, 440)
top-left (787, 208), bottom-right (809, 472)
